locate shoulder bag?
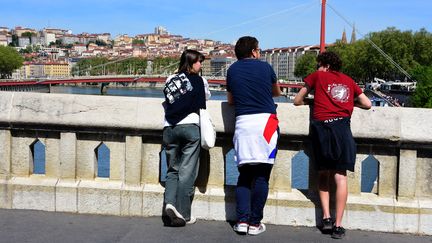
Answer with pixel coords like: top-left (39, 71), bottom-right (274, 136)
top-left (199, 109), bottom-right (216, 150)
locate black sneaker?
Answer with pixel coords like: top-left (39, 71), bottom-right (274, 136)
top-left (322, 218), bottom-right (333, 231)
top-left (331, 226), bottom-right (346, 239)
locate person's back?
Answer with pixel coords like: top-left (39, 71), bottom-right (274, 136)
top-left (227, 58), bottom-right (276, 116)
top-left (293, 51), bottom-right (371, 239)
top-left (227, 36), bottom-right (281, 236)
top-left (305, 70), bottom-right (362, 121)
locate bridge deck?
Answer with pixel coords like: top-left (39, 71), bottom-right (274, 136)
top-left (0, 209), bottom-right (428, 243)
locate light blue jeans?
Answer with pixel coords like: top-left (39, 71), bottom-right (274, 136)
top-left (163, 124), bottom-right (201, 221)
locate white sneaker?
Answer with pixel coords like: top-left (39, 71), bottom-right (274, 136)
top-left (248, 223), bottom-right (266, 235)
top-left (186, 216), bottom-right (197, 225)
top-left (165, 204), bottom-right (186, 227)
top-left (233, 222), bottom-right (248, 234)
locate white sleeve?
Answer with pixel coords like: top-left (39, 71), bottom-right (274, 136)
top-left (202, 77), bottom-right (211, 100)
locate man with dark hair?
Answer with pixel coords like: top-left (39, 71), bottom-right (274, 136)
top-left (294, 51), bottom-right (371, 239)
top-left (227, 36), bottom-right (281, 235)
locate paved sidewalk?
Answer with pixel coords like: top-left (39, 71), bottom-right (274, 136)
top-left (0, 209), bottom-right (430, 243)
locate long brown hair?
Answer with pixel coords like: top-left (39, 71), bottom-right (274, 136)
top-left (178, 49), bottom-right (205, 74)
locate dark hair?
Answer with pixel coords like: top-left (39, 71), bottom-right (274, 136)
top-left (178, 49), bottom-right (205, 74)
top-left (234, 36), bottom-right (258, 60)
top-left (317, 51), bottom-right (342, 71)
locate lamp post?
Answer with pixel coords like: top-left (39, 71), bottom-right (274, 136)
top-left (320, 0), bottom-right (326, 53)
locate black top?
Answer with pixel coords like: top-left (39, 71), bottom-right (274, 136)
top-left (163, 72), bottom-right (206, 125)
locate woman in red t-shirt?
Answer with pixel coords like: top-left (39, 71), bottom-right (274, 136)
top-left (294, 51), bottom-right (371, 239)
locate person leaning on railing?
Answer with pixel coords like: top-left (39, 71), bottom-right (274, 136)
top-left (294, 51), bottom-right (371, 239)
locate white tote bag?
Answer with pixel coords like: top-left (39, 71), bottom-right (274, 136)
top-left (199, 109), bottom-right (216, 150)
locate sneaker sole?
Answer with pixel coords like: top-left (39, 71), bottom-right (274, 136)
top-left (165, 204), bottom-right (185, 227)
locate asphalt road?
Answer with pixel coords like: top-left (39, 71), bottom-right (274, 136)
top-left (0, 209), bottom-right (430, 243)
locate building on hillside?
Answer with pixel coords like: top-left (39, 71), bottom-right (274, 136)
top-left (155, 26), bottom-right (168, 35)
top-left (43, 32), bottom-right (56, 46)
top-left (0, 34), bottom-right (7, 46)
top-left (43, 62), bottom-right (71, 77)
top-left (13, 26), bottom-right (37, 37)
top-left (97, 33), bottom-right (111, 43)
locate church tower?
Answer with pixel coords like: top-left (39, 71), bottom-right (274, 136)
top-left (341, 28), bottom-right (347, 44)
top-left (350, 23), bottom-right (357, 44)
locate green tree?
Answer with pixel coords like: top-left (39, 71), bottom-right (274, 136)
top-left (95, 40), bottom-right (107, 46)
top-left (8, 34), bottom-right (19, 47)
top-left (294, 52), bottom-right (317, 78)
top-left (0, 46), bottom-right (24, 78)
top-left (132, 39), bottom-right (145, 45)
top-left (411, 66), bottom-right (432, 108)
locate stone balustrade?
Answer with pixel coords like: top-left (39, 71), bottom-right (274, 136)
top-left (0, 91), bottom-right (431, 234)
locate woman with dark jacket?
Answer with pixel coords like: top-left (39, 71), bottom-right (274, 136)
top-left (162, 50), bottom-right (210, 227)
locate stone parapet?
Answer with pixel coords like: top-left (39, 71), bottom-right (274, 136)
top-left (0, 91), bottom-right (431, 235)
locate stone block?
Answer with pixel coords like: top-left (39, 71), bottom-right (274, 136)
top-left (60, 133), bottom-right (76, 179)
top-left (273, 191), bottom-right (317, 226)
top-left (56, 179), bottom-right (79, 213)
top-left (121, 184), bottom-right (144, 216)
top-left (419, 199), bottom-right (432, 235)
top-left (124, 136), bottom-right (141, 184)
top-left (394, 199), bottom-right (419, 233)
top-left (0, 130), bottom-right (11, 177)
top-left (10, 176), bottom-right (57, 211)
top-left (0, 179), bottom-right (11, 209)
top-left (142, 184), bottom-right (164, 216)
top-left (345, 195), bottom-right (394, 232)
top-left (78, 180), bottom-right (122, 215)
top-left (207, 187), bottom-right (236, 221)
top-left (141, 144), bottom-right (161, 185)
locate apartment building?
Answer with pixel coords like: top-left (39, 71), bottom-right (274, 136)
top-left (261, 45), bottom-right (320, 81)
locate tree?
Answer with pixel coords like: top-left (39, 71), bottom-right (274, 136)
top-left (294, 52), bottom-right (317, 78)
top-left (132, 39), bottom-right (145, 45)
top-left (95, 40), bottom-right (107, 46)
top-left (410, 66), bottom-right (432, 108)
top-left (8, 34), bottom-right (19, 47)
top-left (0, 46), bottom-right (24, 79)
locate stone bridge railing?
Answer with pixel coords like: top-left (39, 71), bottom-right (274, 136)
top-left (0, 91), bottom-right (431, 235)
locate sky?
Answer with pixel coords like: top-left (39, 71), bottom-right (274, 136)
top-left (0, 0), bottom-right (431, 49)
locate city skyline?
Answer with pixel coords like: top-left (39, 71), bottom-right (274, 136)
top-left (1, 0), bottom-right (431, 49)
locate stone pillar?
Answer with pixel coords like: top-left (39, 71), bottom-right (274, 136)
top-left (348, 154), bottom-right (367, 195)
top-left (270, 149), bottom-right (293, 193)
top-left (141, 143), bottom-right (160, 185)
top-left (106, 141), bottom-right (125, 181)
top-left (207, 146), bottom-right (225, 187)
top-left (398, 149), bottom-right (417, 198)
top-left (60, 133), bottom-right (76, 179)
top-left (45, 137), bottom-right (60, 178)
top-left (124, 136), bottom-right (142, 185)
top-left (76, 138), bottom-right (98, 179)
top-left (375, 154), bottom-right (398, 197)
top-left (0, 130), bottom-right (11, 178)
top-left (11, 136), bottom-right (34, 177)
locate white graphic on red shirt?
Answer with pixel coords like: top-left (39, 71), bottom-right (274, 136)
top-left (328, 83), bottom-right (349, 102)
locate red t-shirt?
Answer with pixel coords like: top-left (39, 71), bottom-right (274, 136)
top-left (304, 70), bottom-right (363, 121)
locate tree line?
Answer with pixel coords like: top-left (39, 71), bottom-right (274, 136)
top-left (71, 56), bottom-right (178, 76)
top-left (294, 27), bottom-right (432, 108)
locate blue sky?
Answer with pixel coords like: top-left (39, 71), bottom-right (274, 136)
top-left (1, 0), bottom-right (431, 49)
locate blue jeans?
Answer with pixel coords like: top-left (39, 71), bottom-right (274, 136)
top-left (163, 124), bottom-right (201, 221)
top-left (236, 163), bottom-right (273, 225)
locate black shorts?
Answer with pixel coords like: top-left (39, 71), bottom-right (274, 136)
top-left (310, 117), bottom-right (356, 172)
